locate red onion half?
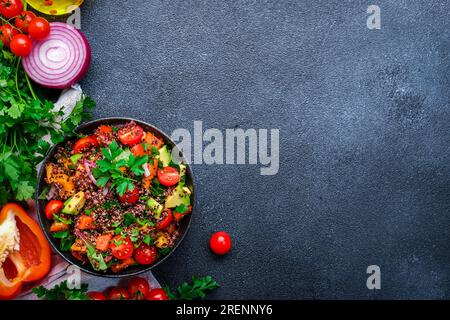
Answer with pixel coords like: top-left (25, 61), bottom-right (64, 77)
top-left (22, 22), bottom-right (91, 89)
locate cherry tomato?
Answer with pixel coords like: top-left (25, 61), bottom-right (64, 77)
top-left (98, 125), bottom-right (112, 133)
top-left (0, 24), bottom-right (18, 47)
top-left (128, 277), bottom-right (150, 300)
top-left (118, 124), bottom-right (144, 146)
top-left (133, 244), bottom-right (157, 265)
top-left (156, 209), bottom-right (173, 230)
top-left (45, 200), bottom-right (64, 220)
top-left (157, 167), bottom-right (180, 187)
top-left (73, 136), bottom-right (98, 154)
top-left (109, 236), bottom-right (134, 260)
top-left (119, 186), bottom-right (140, 204)
top-left (88, 291), bottom-right (107, 300)
top-left (95, 125), bottom-right (113, 146)
top-left (209, 231), bottom-right (232, 255)
top-left (14, 11), bottom-right (36, 33)
top-left (28, 17), bottom-right (50, 40)
top-left (107, 287), bottom-right (129, 300)
top-left (10, 34), bottom-right (32, 56)
top-left (0, 0), bottom-right (23, 19)
top-left (131, 143), bottom-right (146, 157)
top-left (145, 288), bottom-right (169, 300)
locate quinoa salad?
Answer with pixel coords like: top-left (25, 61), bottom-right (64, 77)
top-left (42, 121), bottom-right (192, 272)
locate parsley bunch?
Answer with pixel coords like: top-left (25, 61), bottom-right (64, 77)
top-left (0, 43), bottom-right (95, 205)
top-left (92, 140), bottom-right (148, 196)
top-left (165, 276), bottom-right (220, 300)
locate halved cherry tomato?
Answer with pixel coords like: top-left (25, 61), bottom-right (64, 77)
top-left (157, 167), bottom-right (180, 187)
top-left (73, 136), bottom-right (98, 154)
top-left (118, 124), bottom-right (143, 146)
top-left (119, 186), bottom-right (140, 204)
top-left (98, 125), bottom-right (112, 133)
top-left (14, 11), bottom-right (36, 33)
top-left (10, 34), bottom-right (32, 56)
top-left (131, 144), bottom-right (146, 157)
top-left (88, 291), bottom-right (107, 300)
top-left (0, 0), bottom-right (23, 19)
top-left (45, 200), bottom-right (64, 220)
top-left (156, 209), bottom-right (172, 230)
top-left (95, 126), bottom-right (113, 146)
top-left (145, 288), bottom-right (169, 300)
top-left (210, 231), bottom-right (232, 255)
top-left (76, 215), bottom-right (95, 230)
top-left (133, 244), bottom-right (157, 265)
top-left (95, 233), bottom-right (113, 252)
top-left (109, 236), bottom-right (134, 260)
top-left (0, 24), bottom-right (18, 47)
top-left (107, 287), bottom-right (129, 300)
top-left (128, 277), bottom-right (150, 300)
top-left (28, 17), bottom-right (50, 40)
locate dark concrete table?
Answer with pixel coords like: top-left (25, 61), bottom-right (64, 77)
top-left (80, 0), bottom-right (450, 299)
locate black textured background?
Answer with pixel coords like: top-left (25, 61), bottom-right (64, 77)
top-left (79, 0), bottom-right (450, 299)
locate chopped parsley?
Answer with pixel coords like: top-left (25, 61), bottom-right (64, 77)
top-left (92, 141), bottom-right (148, 196)
top-left (124, 213), bottom-right (136, 227)
top-left (143, 234), bottom-right (152, 246)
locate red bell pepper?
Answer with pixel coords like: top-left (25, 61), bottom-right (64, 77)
top-left (0, 204), bottom-right (51, 299)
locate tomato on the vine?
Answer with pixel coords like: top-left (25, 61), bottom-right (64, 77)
top-left (0, 24), bottom-right (18, 47)
top-left (87, 291), bottom-right (107, 300)
top-left (145, 288), bottom-right (169, 300)
top-left (45, 200), bottom-right (64, 220)
top-left (118, 124), bottom-right (143, 146)
top-left (28, 17), bottom-right (50, 40)
top-left (128, 277), bottom-right (150, 300)
top-left (10, 34), bottom-right (32, 56)
top-left (107, 287), bottom-right (129, 300)
top-left (0, 0), bottom-right (23, 19)
top-left (109, 236), bottom-right (134, 260)
top-left (157, 167), bottom-right (180, 187)
top-left (133, 244), bottom-right (157, 265)
top-left (14, 11), bottom-right (36, 33)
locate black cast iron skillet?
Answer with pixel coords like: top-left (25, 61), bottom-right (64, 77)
top-left (35, 118), bottom-right (195, 278)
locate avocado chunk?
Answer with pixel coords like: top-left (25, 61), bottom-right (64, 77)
top-left (147, 197), bottom-right (164, 219)
top-left (165, 163), bottom-right (190, 208)
top-left (62, 191), bottom-right (86, 215)
top-left (70, 154), bottom-right (82, 165)
top-left (158, 145), bottom-right (172, 167)
top-left (179, 164), bottom-right (186, 177)
top-left (165, 185), bottom-right (191, 208)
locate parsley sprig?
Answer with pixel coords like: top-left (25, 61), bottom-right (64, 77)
top-left (165, 276), bottom-right (220, 300)
top-left (92, 140), bottom-right (148, 196)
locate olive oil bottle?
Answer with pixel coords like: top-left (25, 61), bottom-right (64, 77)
top-left (26, 0), bottom-right (84, 16)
